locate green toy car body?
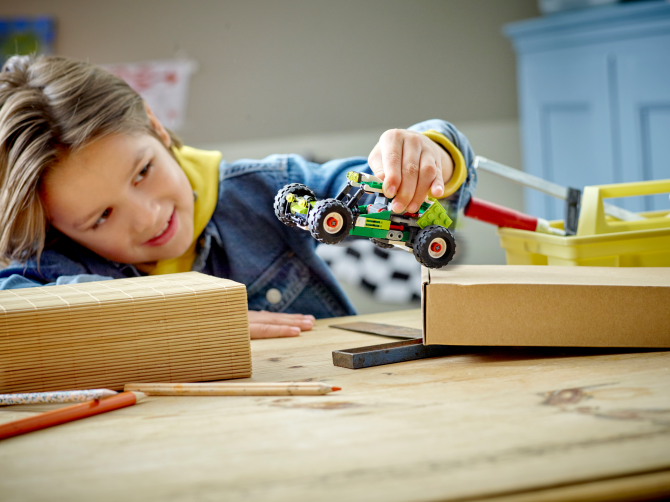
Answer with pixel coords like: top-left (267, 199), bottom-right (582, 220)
top-left (274, 171), bottom-right (457, 269)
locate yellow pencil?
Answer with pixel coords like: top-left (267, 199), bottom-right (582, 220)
top-left (124, 382), bottom-right (341, 396)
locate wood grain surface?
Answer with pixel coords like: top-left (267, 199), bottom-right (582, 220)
top-left (1, 309), bottom-right (669, 502)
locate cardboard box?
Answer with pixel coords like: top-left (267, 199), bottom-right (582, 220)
top-left (421, 265), bottom-right (670, 347)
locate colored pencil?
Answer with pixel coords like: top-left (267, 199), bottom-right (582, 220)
top-left (124, 382), bottom-right (341, 396)
top-left (0, 391), bottom-right (146, 440)
top-left (0, 389), bottom-right (118, 406)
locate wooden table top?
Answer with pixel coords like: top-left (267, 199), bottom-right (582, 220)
top-left (1, 309), bottom-right (670, 502)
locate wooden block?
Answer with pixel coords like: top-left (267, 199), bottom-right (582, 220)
top-left (0, 272), bottom-right (251, 392)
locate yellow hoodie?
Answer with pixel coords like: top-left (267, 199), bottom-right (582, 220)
top-left (148, 146), bottom-right (221, 275)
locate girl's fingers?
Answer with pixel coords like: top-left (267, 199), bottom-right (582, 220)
top-left (431, 175), bottom-right (445, 198)
top-left (248, 310), bottom-right (314, 331)
top-left (406, 152), bottom-right (442, 213)
top-left (248, 309), bottom-right (314, 339)
top-left (367, 143), bottom-right (385, 181)
top-left (379, 130), bottom-right (404, 199)
top-left (249, 323), bottom-right (301, 339)
top-left (370, 129), bottom-right (449, 213)
top-left (392, 133), bottom-right (423, 213)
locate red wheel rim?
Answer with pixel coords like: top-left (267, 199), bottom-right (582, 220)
top-left (323, 212), bottom-right (344, 234)
top-left (428, 237), bottom-right (447, 259)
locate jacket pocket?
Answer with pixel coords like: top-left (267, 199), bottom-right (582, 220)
top-left (246, 251), bottom-right (310, 312)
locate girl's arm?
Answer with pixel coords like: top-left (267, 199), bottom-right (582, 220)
top-left (287, 119), bottom-right (476, 217)
top-left (0, 272), bottom-right (312, 339)
top-left (0, 273), bottom-right (113, 290)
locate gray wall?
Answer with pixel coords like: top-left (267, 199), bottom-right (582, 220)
top-left (2, 1), bottom-right (540, 309)
top-left (1, 0), bottom-right (539, 145)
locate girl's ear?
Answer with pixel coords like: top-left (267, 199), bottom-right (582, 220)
top-left (143, 102), bottom-right (171, 148)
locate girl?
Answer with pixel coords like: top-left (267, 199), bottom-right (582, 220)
top-left (0, 55), bottom-right (476, 338)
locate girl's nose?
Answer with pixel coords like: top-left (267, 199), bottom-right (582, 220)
top-left (129, 197), bottom-right (160, 233)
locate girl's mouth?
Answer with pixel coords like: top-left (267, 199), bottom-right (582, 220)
top-left (145, 210), bottom-right (178, 247)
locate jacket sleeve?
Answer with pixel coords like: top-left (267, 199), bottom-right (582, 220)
top-left (284, 119), bottom-right (476, 216)
top-left (0, 234), bottom-right (139, 291)
top-left (0, 273), bottom-right (113, 290)
top-left (285, 155), bottom-right (370, 201)
top-left (407, 119), bottom-right (477, 216)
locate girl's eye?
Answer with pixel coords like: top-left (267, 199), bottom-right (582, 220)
top-left (92, 208), bottom-right (111, 230)
top-left (134, 162), bottom-right (152, 183)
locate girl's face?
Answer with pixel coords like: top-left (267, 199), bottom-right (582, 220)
top-left (40, 132), bottom-right (195, 266)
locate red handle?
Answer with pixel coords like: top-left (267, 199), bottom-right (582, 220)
top-left (464, 197), bottom-right (538, 231)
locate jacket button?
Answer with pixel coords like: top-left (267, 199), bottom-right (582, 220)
top-left (266, 288), bottom-right (282, 304)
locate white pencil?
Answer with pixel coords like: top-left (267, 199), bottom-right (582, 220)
top-left (124, 382), bottom-right (341, 396)
top-left (0, 389), bottom-right (118, 406)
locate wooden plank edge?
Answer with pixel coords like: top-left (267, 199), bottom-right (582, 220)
top-left (447, 467), bottom-right (670, 502)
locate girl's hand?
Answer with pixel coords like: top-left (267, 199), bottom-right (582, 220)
top-left (248, 310), bottom-right (315, 339)
top-left (368, 129), bottom-right (454, 214)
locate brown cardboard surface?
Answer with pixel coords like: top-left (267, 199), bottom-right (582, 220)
top-left (423, 265), bottom-right (670, 347)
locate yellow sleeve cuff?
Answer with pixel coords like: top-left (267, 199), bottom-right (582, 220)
top-left (421, 129), bottom-right (467, 198)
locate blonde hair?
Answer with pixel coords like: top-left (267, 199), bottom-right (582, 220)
top-left (0, 55), bottom-right (180, 266)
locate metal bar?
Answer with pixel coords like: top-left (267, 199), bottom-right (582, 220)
top-left (329, 322), bottom-right (422, 340)
top-left (603, 202), bottom-right (645, 221)
top-left (474, 156), bottom-right (568, 199)
top-left (474, 156), bottom-right (644, 222)
top-left (332, 339), bottom-right (454, 369)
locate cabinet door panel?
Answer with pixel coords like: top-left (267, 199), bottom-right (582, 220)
top-left (617, 35), bottom-right (670, 212)
top-left (519, 47), bottom-right (615, 220)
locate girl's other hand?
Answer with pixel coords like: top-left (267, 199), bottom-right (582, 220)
top-left (368, 129), bottom-right (454, 214)
top-left (248, 310), bottom-right (315, 339)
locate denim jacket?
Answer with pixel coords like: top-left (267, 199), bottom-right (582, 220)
top-left (0, 120), bottom-right (476, 318)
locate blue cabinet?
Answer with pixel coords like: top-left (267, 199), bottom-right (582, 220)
top-left (505, 1), bottom-right (670, 219)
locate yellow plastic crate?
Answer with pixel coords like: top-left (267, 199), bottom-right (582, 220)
top-left (497, 179), bottom-right (670, 267)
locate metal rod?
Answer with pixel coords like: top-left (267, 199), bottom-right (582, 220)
top-left (474, 156), bottom-right (644, 222)
top-left (475, 156), bottom-right (568, 199)
top-left (332, 339), bottom-right (454, 369)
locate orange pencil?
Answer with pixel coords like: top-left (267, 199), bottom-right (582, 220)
top-left (0, 391), bottom-right (146, 440)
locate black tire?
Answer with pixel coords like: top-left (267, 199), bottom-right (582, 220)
top-left (274, 183), bottom-right (316, 227)
top-left (370, 238), bottom-right (394, 249)
top-left (413, 225), bottom-right (456, 269)
top-left (308, 199), bottom-right (353, 244)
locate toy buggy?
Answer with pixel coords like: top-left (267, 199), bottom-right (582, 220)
top-left (274, 171), bottom-right (456, 269)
